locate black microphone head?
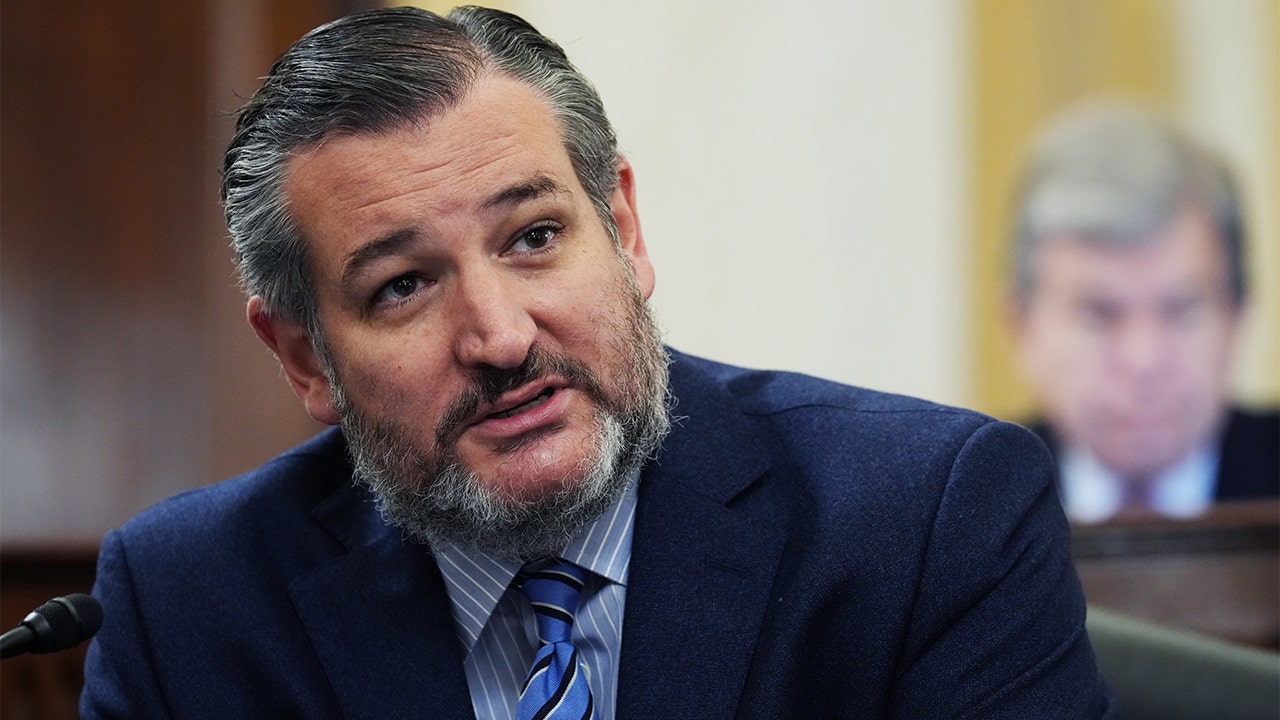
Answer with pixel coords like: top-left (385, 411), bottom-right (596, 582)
top-left (23, 593), bottom-right (103, 654)
top-left (59, 593), bottom-right (103, 640)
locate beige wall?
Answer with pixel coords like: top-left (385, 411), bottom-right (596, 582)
top-left (426, 0), bottom-right (975, 406)
top-left (1170, 0), bottom-right (1279, 408)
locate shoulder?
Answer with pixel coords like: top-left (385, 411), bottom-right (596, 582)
top-left (671, 349), bottom-right (975, 417)
top-left (121, 428), bottom-right (349, 530)
top-left (1017, 416), bottom-right (1060, 456)
top-left (1224, 406), bottom-right (1280, 439)
top-left (664, 349), bottom-right (1053, 503)
top-left (108, 428), bottom-right (357, 574)
top-left (1217, 406), bottom-right (1280, 497)
top-left (659, 356), bottom-right (1098, 714)
top-left (85, 429), bottom-right (370, 716)
top-left (669, 349), bottom-right (1040, 458)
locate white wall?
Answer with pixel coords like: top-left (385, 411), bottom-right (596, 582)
top-left (512, 2), bottom-right (972, 407)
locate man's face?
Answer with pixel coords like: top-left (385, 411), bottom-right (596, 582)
top-left (260, 74), bottom-right (668, 557)
top-left (1014, 204), bottom-right (1241, 478)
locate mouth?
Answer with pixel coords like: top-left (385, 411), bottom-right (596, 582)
top-left (485, 387), bottom-right (556, 420)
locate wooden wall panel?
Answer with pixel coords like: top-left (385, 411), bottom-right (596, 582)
top-left (2, 5), bottom-right (381, 716)
top-left (3, 0), bottom-right (218, 545)
top-left (0, 0), bottom-right (371, 545)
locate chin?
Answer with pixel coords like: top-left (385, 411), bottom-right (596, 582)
top-left (1097, 443), bottom-right (1182, 477)
top-left (486, 472), bottom-right (585, 505)
top-left (468, 434), bottom-right (599, 498)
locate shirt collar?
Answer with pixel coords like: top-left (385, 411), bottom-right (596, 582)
top-left (434, 473), bottom-right (639, 653)
top-left (1060, 443), bottom-right (1219, 523)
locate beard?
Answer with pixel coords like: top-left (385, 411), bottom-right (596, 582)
top-left (323, 262), bottom-right (670, 561)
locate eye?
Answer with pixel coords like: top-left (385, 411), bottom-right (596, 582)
top-left (1162, 295), bottom-right (1205, 328)
top-left (372, 274), bottom-right (425, 307)
top-left (510, 223), bottom-right (560, 253)
top-left (1077, 298), bottom-right (1121, 330)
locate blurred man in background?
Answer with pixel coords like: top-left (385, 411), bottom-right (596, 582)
top-left (1009, 102), bottom-right (1279, 524)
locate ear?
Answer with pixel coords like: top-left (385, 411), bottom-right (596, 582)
top-left (247, 296), bottom-right (341, 426)
top-left (611, 158), bottom-right (655, 300)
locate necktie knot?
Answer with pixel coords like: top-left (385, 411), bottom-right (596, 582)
top-left (522, 561), bottom-right (587, 645)
top-left (517, 560), bottom-right (596, 720)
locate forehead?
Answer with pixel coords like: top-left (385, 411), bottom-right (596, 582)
top-left (281, 74), bottom-right (579, 245)
top-left (1035, 205), bottom-right (1230, 298)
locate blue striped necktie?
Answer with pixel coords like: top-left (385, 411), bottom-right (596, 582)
top-left (517, 560), bottom-right (596, 720)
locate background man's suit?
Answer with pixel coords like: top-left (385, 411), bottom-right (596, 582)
top-left (82, 351), bottom-right (1113, 718)
top-left (1028, 409), bottom-right (1280, 503)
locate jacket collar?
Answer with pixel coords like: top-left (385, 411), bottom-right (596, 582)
top-left (618, 351), bottom-right (789, 717)
top-left (289, 468), bottom-right (476, 719)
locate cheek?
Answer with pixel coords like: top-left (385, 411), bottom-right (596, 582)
top-left (1022, 319), bottom-right (1087, 381)
top-left (539, 264), bottom-right (634, 342)
top-left (1177, 340), bottom-right (1235, 398)
top-left (1020, 322), bottom-right (1108, 415)
top-left (329, 332), bottom-right (451, 410)
top-left (1191, 319), bottom-right (1237, 365)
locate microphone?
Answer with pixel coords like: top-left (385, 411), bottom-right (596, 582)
top-left (0, 593), bottom-right (103, 659)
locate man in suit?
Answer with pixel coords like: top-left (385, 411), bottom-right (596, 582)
top-left (81, 7), bottom-right (1113, 718)
top-left (1008, 103), bottom-right (1279, 524)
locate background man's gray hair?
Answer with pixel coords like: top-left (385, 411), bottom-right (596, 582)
top-left (1010, 101), bottom-right (1247, 307)
top-left (221, 6), bottom-right (621, 344)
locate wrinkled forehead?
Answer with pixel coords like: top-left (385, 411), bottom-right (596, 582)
top-left (291, 68), bottom-right (569, 174)
top-left (281, 75), bottom-right (588, 261)
top-left (286, 74), bottom-right (571, 190)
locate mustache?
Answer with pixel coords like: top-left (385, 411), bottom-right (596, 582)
top-left (434, 344), bottom-right (608, 447)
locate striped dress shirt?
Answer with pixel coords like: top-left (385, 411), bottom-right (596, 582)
top-left (435, 476), bottom-right (638, 720)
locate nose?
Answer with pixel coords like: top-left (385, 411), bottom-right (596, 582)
top-left (1112, 315), bottom-right (1169, 375)
top-left (450, 267), bottom-right (536, 370)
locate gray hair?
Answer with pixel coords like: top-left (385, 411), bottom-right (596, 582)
top-left (1010, 102), bottom-right (1247, 307)
top-left (221, 6), bottom-right (621, 341)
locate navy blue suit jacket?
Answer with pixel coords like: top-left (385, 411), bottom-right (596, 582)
top-left (82, 351), bottom-right (1113, 718)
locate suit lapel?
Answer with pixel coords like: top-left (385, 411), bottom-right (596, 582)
top-left (289, 482), bottom-right (475, 720)
top-left (618, 353), bottom-right (789, 717)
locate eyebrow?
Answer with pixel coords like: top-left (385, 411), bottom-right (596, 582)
top-left (480, 173), bottom-right (572, 213)
top-left (340, 228), bottom-right (419, 289)
top-left (338, 174), bottom-right (574, 288)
